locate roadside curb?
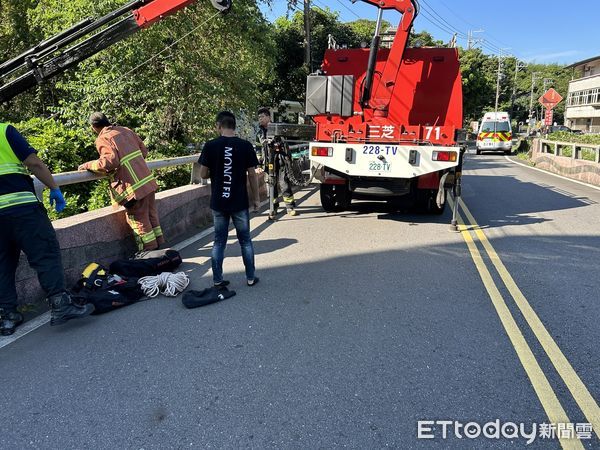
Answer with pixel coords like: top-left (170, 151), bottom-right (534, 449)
top-left (504, 155), bottom-right (600, 192)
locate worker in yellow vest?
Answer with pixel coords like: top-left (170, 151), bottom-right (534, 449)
top-left (0, 122), bottom-right (94, 336)
top-left (79, 112), bottom-right (164, 252)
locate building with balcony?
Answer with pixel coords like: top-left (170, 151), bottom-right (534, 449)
top-left (565, 55), bottom-right (600, 133)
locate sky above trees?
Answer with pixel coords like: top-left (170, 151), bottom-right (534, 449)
top-left (261, 0), bottom-right (598, 65)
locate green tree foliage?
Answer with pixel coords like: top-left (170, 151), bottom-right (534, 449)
top-left (1, 0), bottom-right (276, 215)
top-left (268, 7), bottom-right (367, 104)
top-left (347, 18), bottom-right (391, 45)
top-left (458, 48), bottom-right (572, 126)
top-left (408, 30), bottom-right (443, 47)
top-left (459, 48), bottom-right (498, 122)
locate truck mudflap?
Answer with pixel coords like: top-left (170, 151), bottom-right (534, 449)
top-left (309, 142), bottom-right (461, 179)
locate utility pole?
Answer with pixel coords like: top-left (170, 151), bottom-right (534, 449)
top-left (494, 49), bottom-right (510, 113)
top-left (510, 60), bottom-right (526, 118)
top-left (448, 33), bottom-right (457, 48)
top-left (467, 29), bottom-right (484, 50)
top-left (527, 72), bottom-right (540, 135)
top-left (304, 0), bottom-right (311, 70)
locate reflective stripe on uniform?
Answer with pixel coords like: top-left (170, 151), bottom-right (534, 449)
top-left (127, 213), bottom-right (143, 250)
top-left (140, 230), bottom-right (157, 244)
top-left (127, 213), bottom-right (157, 249)
top-left (0, 191), bottom-right (39, 210)
top-left (120, 149), bottom-right (142, 165)
top-left (0, 163), bottom-right (28, 176)
top-left (112, 173), bottom-right (155, 203)
top-left (153, 226), bottom-right (163, 237)
top-left (120, 150), bottom-right (143, 184)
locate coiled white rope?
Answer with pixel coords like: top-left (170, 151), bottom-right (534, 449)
top-left (138, 272), bottom-right (190, 298)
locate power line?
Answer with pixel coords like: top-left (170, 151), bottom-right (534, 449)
top-left (431, 0), bottom-right (523, 58)
top-left (332, 0), bottom-right (362, 20)
top-left (419, 0), bottom-right (467, 38)
top-left (417, 10), bottom-right (465, 39)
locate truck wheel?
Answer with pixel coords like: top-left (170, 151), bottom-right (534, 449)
top-left (320, 184), bottom-right (350, 212)
top-left (476, 149), bottom-right (482, 155)
top-left (320, 184), bottom-right (337, 212)
top-left (504, 149), bottom-right (512, 155)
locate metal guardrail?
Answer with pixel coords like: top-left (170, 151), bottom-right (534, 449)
top-left (539, 139), bottom-right (600, 163)
top-left (33, 142), bottom-right (311, 198)
top-left (33, 154), bottom-right (204, 198)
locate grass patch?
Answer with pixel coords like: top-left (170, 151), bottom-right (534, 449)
top-left (582, 148), bottom-right (597, 161)
top-left (560, 146), bottom-right (573, 158)
top-left (547, 132), bottom-right (600, 145)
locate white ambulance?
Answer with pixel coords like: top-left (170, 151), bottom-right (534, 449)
top-left (476, 112), bottom-right (512, 155)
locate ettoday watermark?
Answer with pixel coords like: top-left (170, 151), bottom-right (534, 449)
top-left (417, 420), bottom-right (593, 444)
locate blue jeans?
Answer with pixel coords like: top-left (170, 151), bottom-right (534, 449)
top-left (211, 209), bottom-right (255, 283)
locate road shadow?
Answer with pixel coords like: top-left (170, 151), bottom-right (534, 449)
top-left (3, 234), bottom-right (599, 449)
top-left (463, 153), bottom-right (516, 171)
top-left (461, 173), bottom-right (594, 229)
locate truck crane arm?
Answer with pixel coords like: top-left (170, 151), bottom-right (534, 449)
top-left (357, 0), bottom-right (418, 108)
top-left (0, 0), bottom-right (231, 103)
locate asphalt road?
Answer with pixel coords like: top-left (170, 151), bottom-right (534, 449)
top-left (0, 151), bottom-right (599, 449)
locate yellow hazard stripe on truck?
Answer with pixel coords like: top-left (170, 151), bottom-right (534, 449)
top-left (478, 132), bottom-right (511, 142)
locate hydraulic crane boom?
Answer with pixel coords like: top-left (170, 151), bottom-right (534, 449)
top-left (0, 0), bottom-right (231, 103)
top-left (358, 0), bottom-right (417, 109)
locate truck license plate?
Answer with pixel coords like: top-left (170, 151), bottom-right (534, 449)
top-left (369, 161), bottom-right (391, 171)
top-left (362, 145), bottom-right (399, 156)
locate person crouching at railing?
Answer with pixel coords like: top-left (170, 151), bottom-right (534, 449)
top-left (78, 112), bottom-right (164, 253)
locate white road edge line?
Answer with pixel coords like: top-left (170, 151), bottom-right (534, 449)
top-left (504, 155), bottom-right (600, 192)
top-left (0, 199), bottom-right (272, 350)
top-left (0, 312), bottom-right (51, 350)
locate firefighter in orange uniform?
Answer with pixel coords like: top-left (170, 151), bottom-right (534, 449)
top-left (78, 112), bottom-right (164, 251)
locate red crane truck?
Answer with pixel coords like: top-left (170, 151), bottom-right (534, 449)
top-left (307, 0), bottom-right (464, 215)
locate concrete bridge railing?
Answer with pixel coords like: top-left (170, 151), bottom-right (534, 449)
top-left (16, 152), bottom-right (271, 308)
top-left (531, 138), bottom-right (600, 186)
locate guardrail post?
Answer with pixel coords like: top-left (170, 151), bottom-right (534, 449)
top-left (554, 142), bottom-right (558, 156)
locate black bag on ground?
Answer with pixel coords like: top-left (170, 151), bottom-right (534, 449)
top-left (109, 249), bottom-right (182, 278)
top-left (182, 287), bottom-right (236, 309)
top-left (72, 276), bottom-right (145, 315)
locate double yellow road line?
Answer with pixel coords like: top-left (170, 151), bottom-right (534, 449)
top-left (449, 197), bottom-right (600, 449)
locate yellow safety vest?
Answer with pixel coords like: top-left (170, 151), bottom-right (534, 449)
top-left (0, 123), bottom-right (39, 210)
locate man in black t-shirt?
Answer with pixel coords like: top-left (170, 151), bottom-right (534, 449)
top-left (199, 111), bottom-right (260, 287)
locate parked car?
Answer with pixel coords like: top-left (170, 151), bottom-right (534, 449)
top-left (547, 125), bottom-right (583, 134)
